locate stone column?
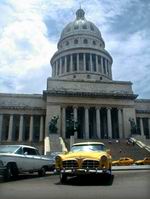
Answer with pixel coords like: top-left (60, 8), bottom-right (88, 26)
top-left (96, 55), bottom-right (99, 72)
top-left (96, 107), bottom-right (101, 138)
top-left (19, 115), bottom-right (24, 142)
top-left (107, 61), bottom-right (110, 76)
top-left (83, 53), bottom-right (86, 71)
top-left (60, 58), bottom-right (62, 74)
top-left (52, 64), bottom-right (54, 77)
top-left (105, 59), bottom-right (108, 74)
top-left (73, 106), bottom-right (78, 138)
top-left (56, 60), bottom-right (58, 76)
top-left (29, 115), bottom-right (34, 142)
top-left (70, 54), bottom-right (73, 72)
top-left (40, 116), bottom-right (44, 141)
top-left (140, 118), bottom-right (144, 137)
top-left (107, 108), bottom-right (112, 138)
top-left (118, 109), bottom-right (123, 138)
top-left (90, 54), bottom-right (92, 72)
top-left (148, 118), bottom-right (150, 138)
top-left (62, 107), bottom-right (66, 138)
top-left (85, 107), bottom-right (89, 139)
top-left (101, 57), bottom-right (104, 74)
top-left (0, 114), bottom-right (3, 141)
top-left (8, 114), bottom-right (13, 141)
top-left (64, 56), bottom-right (67, 73)
top-left (77, 54), bottom-right (79, 71)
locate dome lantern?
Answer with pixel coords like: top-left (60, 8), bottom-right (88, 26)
top-left (76, 8), bottom-right (85, 20)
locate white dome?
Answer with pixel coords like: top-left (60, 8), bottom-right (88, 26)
top-left (60, 9), bottom-right (102, 42)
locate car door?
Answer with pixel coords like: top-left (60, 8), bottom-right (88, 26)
top-left (119, 158), bottom-right (125, 165)
top-left (22, 147), bottom-right (35, 171)
top-left (14, 146), bottom-right (25, 172)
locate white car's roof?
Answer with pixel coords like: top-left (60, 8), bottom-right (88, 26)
top-left (0, 145), bottom-right (37, 150)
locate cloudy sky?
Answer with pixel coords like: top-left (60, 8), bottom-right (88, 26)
top-left (0, 0), bottom-right (150, 99)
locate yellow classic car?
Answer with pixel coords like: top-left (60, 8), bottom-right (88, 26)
top-left (112, 157), bottom-right (134, 166)
top-left (135, 157), bottom-right (150, 165)
top-left (55, 142), bottom-right (112, 183)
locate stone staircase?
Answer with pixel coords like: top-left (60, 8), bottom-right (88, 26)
top-left (64, 138), bottom-right (150, 161)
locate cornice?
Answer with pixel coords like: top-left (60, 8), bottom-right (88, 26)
top-left (44, 90), bottom-right (138, 100)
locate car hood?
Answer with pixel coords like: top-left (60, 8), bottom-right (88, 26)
top-left (59, 151), bottom-right (109, 161)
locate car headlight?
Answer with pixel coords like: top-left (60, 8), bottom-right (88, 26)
top-left (0, 160), bottom-right (4, 167)
top-left (101, 155), bottom-right (107, 162)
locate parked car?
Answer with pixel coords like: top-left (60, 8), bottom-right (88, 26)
top-left (45, 152), bottom-right (63, 171)
top-left (0, 145), bottom-right (54, 181)
top-left (55, 142), bottom-right (112, 183)
top-left (112, 157), bottom-right (134, 166)
top-left (135, 157), bottom-right (150, 165)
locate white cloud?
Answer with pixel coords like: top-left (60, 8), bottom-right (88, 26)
top-left (0, 0), bottom-right (149, 99)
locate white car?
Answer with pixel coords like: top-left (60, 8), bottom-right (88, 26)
top-left (0, 145), bottom-right (53, 181)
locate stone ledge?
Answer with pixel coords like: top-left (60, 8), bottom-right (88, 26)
top-left (44, 90), bottom-right (138, 99)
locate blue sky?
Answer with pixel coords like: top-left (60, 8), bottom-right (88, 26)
top-left (0, 0), bottom-right (150, 99)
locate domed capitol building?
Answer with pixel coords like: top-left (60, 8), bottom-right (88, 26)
top-left (0, 9), bottom-right (150, 152)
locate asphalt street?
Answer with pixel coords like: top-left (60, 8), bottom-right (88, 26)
top-left (0, 170), bottom-right (149, 199)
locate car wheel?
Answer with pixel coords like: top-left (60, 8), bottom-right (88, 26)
top-left (60, 173), bottom-right (67, 184)
top-left (3, 164), bottom-right (12, 181)
top-left (38, 167), bottom-right (46, 177)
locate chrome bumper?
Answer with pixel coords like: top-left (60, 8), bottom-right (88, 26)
top-left (55, 168), bottom-right (111, 175)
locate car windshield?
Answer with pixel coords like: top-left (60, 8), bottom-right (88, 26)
top-left (71, 144), bottom-right (105, 152)
top-left (0, 145), bottom-right (19, 153)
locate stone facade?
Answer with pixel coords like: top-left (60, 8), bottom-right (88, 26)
top-left (0, 9), bottom-right (150, 149)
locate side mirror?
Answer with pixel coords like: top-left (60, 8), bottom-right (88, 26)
top-left (24, 152), bottom-right (28, 155)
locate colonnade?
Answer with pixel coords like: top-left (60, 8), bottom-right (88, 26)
top-left (61, 106), bottom-right (125, 139)
top-left (52, 53), bottom-right (111, 78)
top-left (137, 117), bottom-right (150, 138)
top-left (0, 114), bottom-right (44, 142)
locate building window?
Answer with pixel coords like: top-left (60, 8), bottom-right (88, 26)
top-left (98, 56), bottom-right (101, 72)
top-left (83, 39), bottom-right (88, 44)
top-left (100, 76), bottom-right (103, 80)
top-left (66, 41), bottom-right (69, 46)
top-left (74, 39), bottom-right (78, 44)
top-left (79, 53), bottom-right (83, 71)
top-left (93, 40), bottom-right (96, 45)
top-left (61, 57), bottom-right (65, 74)
top-left (53, 62), bottom-right (56, 77)
top-left (73, 54), bottom-right (77, 71)
top-left (90, 24), bottom-right (94, 31)
top-left (66, 55), bottom-right (70, 72)
top-left (85, 53), bottom-right (90, 71)
top-left (87, 74), bottom-right (91, 79)
top-left (103, 58), bottom-right (106, 74)
top-left (82, 24), bottom-right (87, 29)
top-left (92, 54), bottom-right (96, 71)
top-left (73, 75), bottom-right (76, 78)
